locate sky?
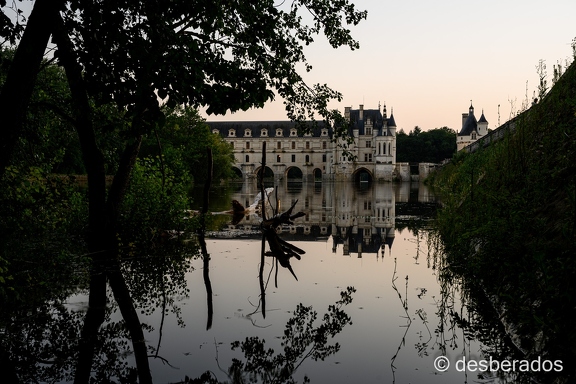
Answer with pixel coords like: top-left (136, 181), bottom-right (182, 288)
top-left (202, 0), bottom-right (576, 133)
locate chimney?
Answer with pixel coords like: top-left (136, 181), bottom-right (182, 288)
top-left (359, 104), bottom-right (364, 121)
top-left (344, 106), bottom-right (351, 120)
top-left (462, 113), bottom-right (468, 128)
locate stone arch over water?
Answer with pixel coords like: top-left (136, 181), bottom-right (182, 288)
top-left (286, 166), bottom-right (303, 181)
top-left (353, 167), bottom-right (373, 183)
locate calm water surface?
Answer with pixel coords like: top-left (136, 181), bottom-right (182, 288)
top-left (129, 181), bottom-right (487, 383)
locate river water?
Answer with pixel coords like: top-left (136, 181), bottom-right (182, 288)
top-left (135, 180), bottom-right (488, 383)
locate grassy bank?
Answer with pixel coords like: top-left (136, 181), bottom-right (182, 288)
top-left (431, 62), bottom-right (576, 382)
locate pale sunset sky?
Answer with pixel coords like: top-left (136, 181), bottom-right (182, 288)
top-left (202, 0), bottom-right (576, 133)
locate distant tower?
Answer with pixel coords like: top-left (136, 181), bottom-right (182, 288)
top-left (457, 101), bottom-right (488, 151)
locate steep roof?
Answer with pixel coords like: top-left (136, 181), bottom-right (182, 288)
top-left (207, 121), bottom-right (330, 138)
top-left (459, 114), bottom-right (478, 136)
top-left (478, 112), bottom-right (488, 124)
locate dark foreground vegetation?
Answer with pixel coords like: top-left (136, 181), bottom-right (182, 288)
top-left (430, 61), bottom-right (576, 383)
top-left (1, 0), bottom-right (367, 382)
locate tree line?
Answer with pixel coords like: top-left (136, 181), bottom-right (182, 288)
top-left (396, 126), bottom-right (457, 163)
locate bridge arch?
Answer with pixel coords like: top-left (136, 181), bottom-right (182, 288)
top-left (231, 166), bottom-right (243, 180)
top-left (253, 166), bottom-right (274, 179)
top-left (313, 168), bottom-right (323, 181)
top-left (285, 166), bottom-right (304, 181)
top-left (352, 167), bottom-right (373, 183)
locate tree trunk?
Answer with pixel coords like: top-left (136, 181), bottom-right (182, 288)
top-left (0, 0), bottom-right (64, 177)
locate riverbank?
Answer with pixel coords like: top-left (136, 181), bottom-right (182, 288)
top-left (430, 61), bottom-right (576, 383)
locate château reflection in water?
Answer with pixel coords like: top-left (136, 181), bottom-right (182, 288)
top-left (4, 180), bottom-right (539, 384)
top-left (210, 180), bottom-right (437, 259)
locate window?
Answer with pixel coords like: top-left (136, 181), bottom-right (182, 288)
top-left (276, 129), bottom-right (283, 137)
top-left (471, 132), bottom-right (477, 140)
top-left (322, 141), bottom-right (327, 149)
top-left (366, 126), bottom-right (372, 135)
top-left (291, 154), bottom-right (296, 162)
top-left (322, 154), bottom-right (326, 162)
top-left (212, 129), bottom-right (219, 135)
top-left (364, 201), bottom-right (372, 210)
top-left (291, 141), bottom-right (296, 149)
top-left (245, 155), bottom-right (249, 162)
top-left (246, 142), bottom-right (250, 149)
top-left (261, 129), bottom-right (268, 137)
top-left (366, 140), bottom-right (372, 148)
top-left (364, 153), bottom-right (372, 162)
top-left (321, 129), bottom-right (328, 136)
top-left (276, 155), bottom-right (281, 162)
top-left (306, 141), bottom-right (310, 149)
top-left (228, 129), bottom-right (236, 137)
top-left (244, 129), bottom-right (251, 137)
top-left (290, 129), bottom-right (297, 137)
top-left (277, 142), bottom-right (281, 149)
top-left (305, 155), bottom-right (310, 163)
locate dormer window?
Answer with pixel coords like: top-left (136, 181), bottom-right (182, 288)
top-left (228, 129), bottom-right (236, 137)
top-left (304, 131), bottom-right (312, 137)
top-left (244, 129), bottom-right (252, 137)
top-left (290, 128), bottom-right (297, 137)
top-left (212, 129), bottom-right (219, 135)
top-left (471, 132), bottom-right (477, 140)
top-left (276, 128), bottom-right (283, 137)
top-left (321, 129), bottom-right (328, 136)
top-left (261, 128), bottom-right (268, 137)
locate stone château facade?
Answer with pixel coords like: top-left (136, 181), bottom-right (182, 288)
top-left (457, 102), bottom-right (489, 151)
top-left (208, 104), bottom-right (412, 182)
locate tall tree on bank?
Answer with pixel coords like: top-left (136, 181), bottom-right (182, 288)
top-left (2, 0), bottom-right (367, 382)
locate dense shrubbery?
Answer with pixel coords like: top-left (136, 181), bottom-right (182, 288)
top-left (432, 62), bottom-right (576, 382)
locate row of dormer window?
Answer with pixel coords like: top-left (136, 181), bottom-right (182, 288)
top-left (212, 128), bottom-right (329, 138)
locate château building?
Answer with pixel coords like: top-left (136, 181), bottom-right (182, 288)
top-left (457, 102), bottom-right (489, 151)
top-left (208, 104), bottom-right (406, 182)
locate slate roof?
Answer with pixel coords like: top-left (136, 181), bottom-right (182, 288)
top-left (478, 112), bottom-right (488, 124)
top-left (207, 121), bottom-right (331, 138)
top-left (348, 108), bottom-right (396, 136)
